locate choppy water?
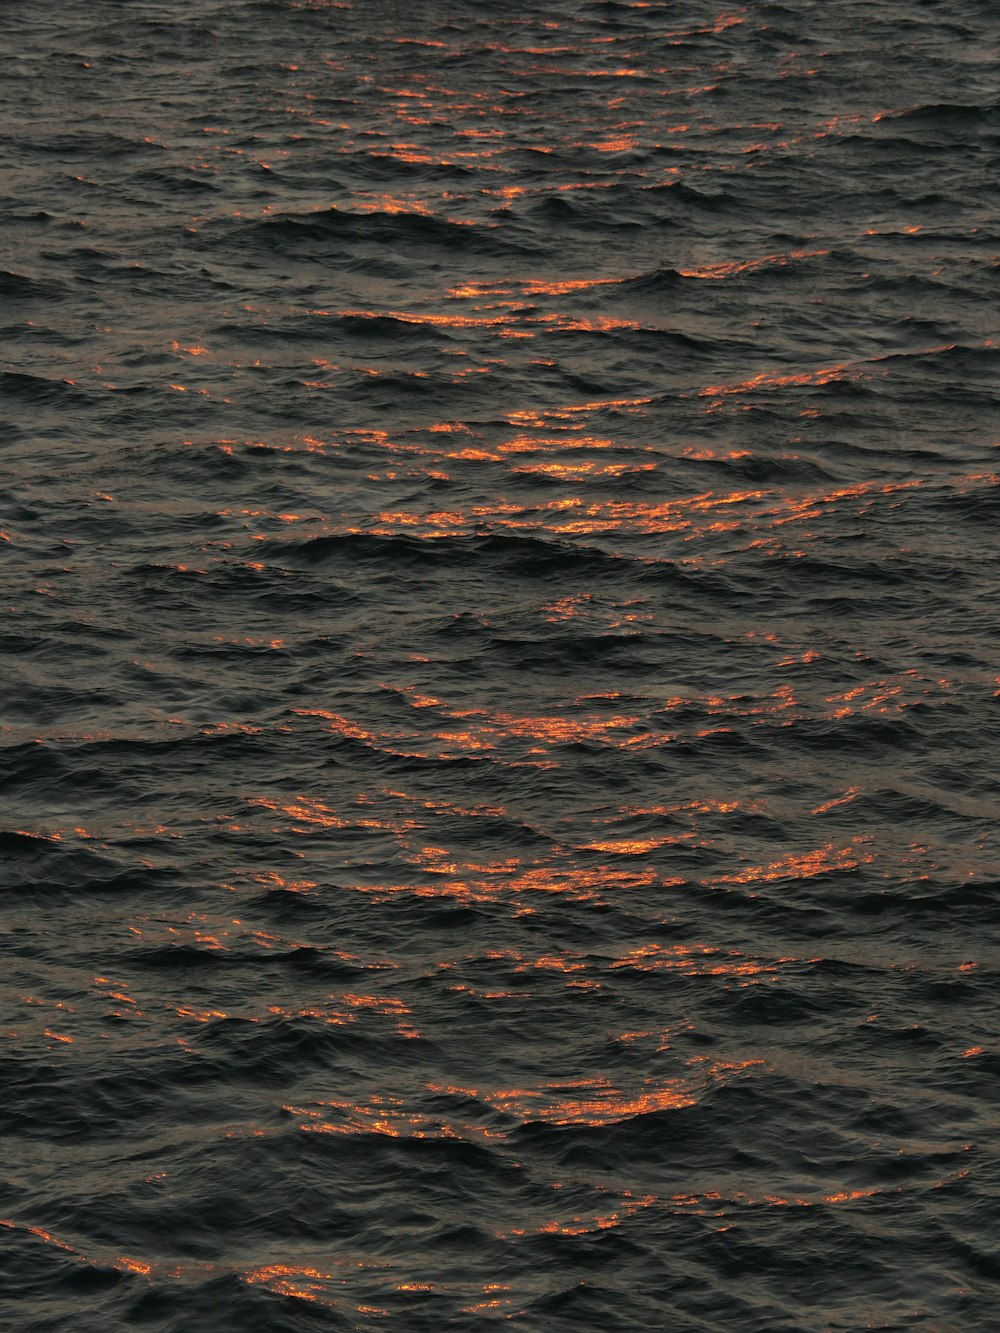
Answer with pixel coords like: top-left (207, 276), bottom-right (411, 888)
top-left (3, 0), bottom-right (1000, 1328)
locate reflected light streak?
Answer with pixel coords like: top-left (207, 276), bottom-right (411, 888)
top-left (430, 1059), bottom-right (760, 1129)
top-left (609, 943), bottom-right (810, 981)
top-left (712, 841), bottom-right (873, 887)
top-left (679, 248), bottom-right (828, 280)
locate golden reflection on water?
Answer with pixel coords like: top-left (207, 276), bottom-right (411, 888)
top-left (299, 470), bottom-right (986, 546)
top-left (4, 8), bottom-right (995, 1329)
top-left (499, 1174), bottom-right (934, 1242)
top-left (678, 247), bottom-right (829, 280)
top-left (1, 1147), bottom-right (963, 1311)
top-left (712, 841), bottom-right (874, 888)
top-left (427, 1059), bottom-right (761, 1129)
top-left (609, 943), bottom-right (808, 979)
top-left (244, 1265), bottom-right (332, 1303)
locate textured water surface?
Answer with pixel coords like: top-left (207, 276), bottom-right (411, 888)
top-left (3, 0), bottom-right (1000, 1328)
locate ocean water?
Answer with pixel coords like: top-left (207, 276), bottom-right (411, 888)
top-left (3, 0), bottom-right (999, 1328)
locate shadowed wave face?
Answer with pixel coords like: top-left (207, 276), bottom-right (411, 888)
top-left (2, 0), bottom-right (999, 1328)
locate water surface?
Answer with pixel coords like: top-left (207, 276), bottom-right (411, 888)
top-left (3, 1), bottom-right (1000, 1328)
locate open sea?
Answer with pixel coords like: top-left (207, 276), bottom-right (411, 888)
top-left (3, 1), bottom-right (999, 1328)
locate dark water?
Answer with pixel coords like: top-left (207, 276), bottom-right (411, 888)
top-left (3, 0), bottom-right (999, 1327)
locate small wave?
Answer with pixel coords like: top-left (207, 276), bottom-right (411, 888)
top-left (217, 206), bottom-right (527, 257)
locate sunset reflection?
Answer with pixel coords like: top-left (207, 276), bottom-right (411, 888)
top-left (4, 0), bottom-right (994, 1327)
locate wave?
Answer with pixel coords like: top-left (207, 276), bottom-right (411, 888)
top-left (216, 206), bottom-right (532, 258)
